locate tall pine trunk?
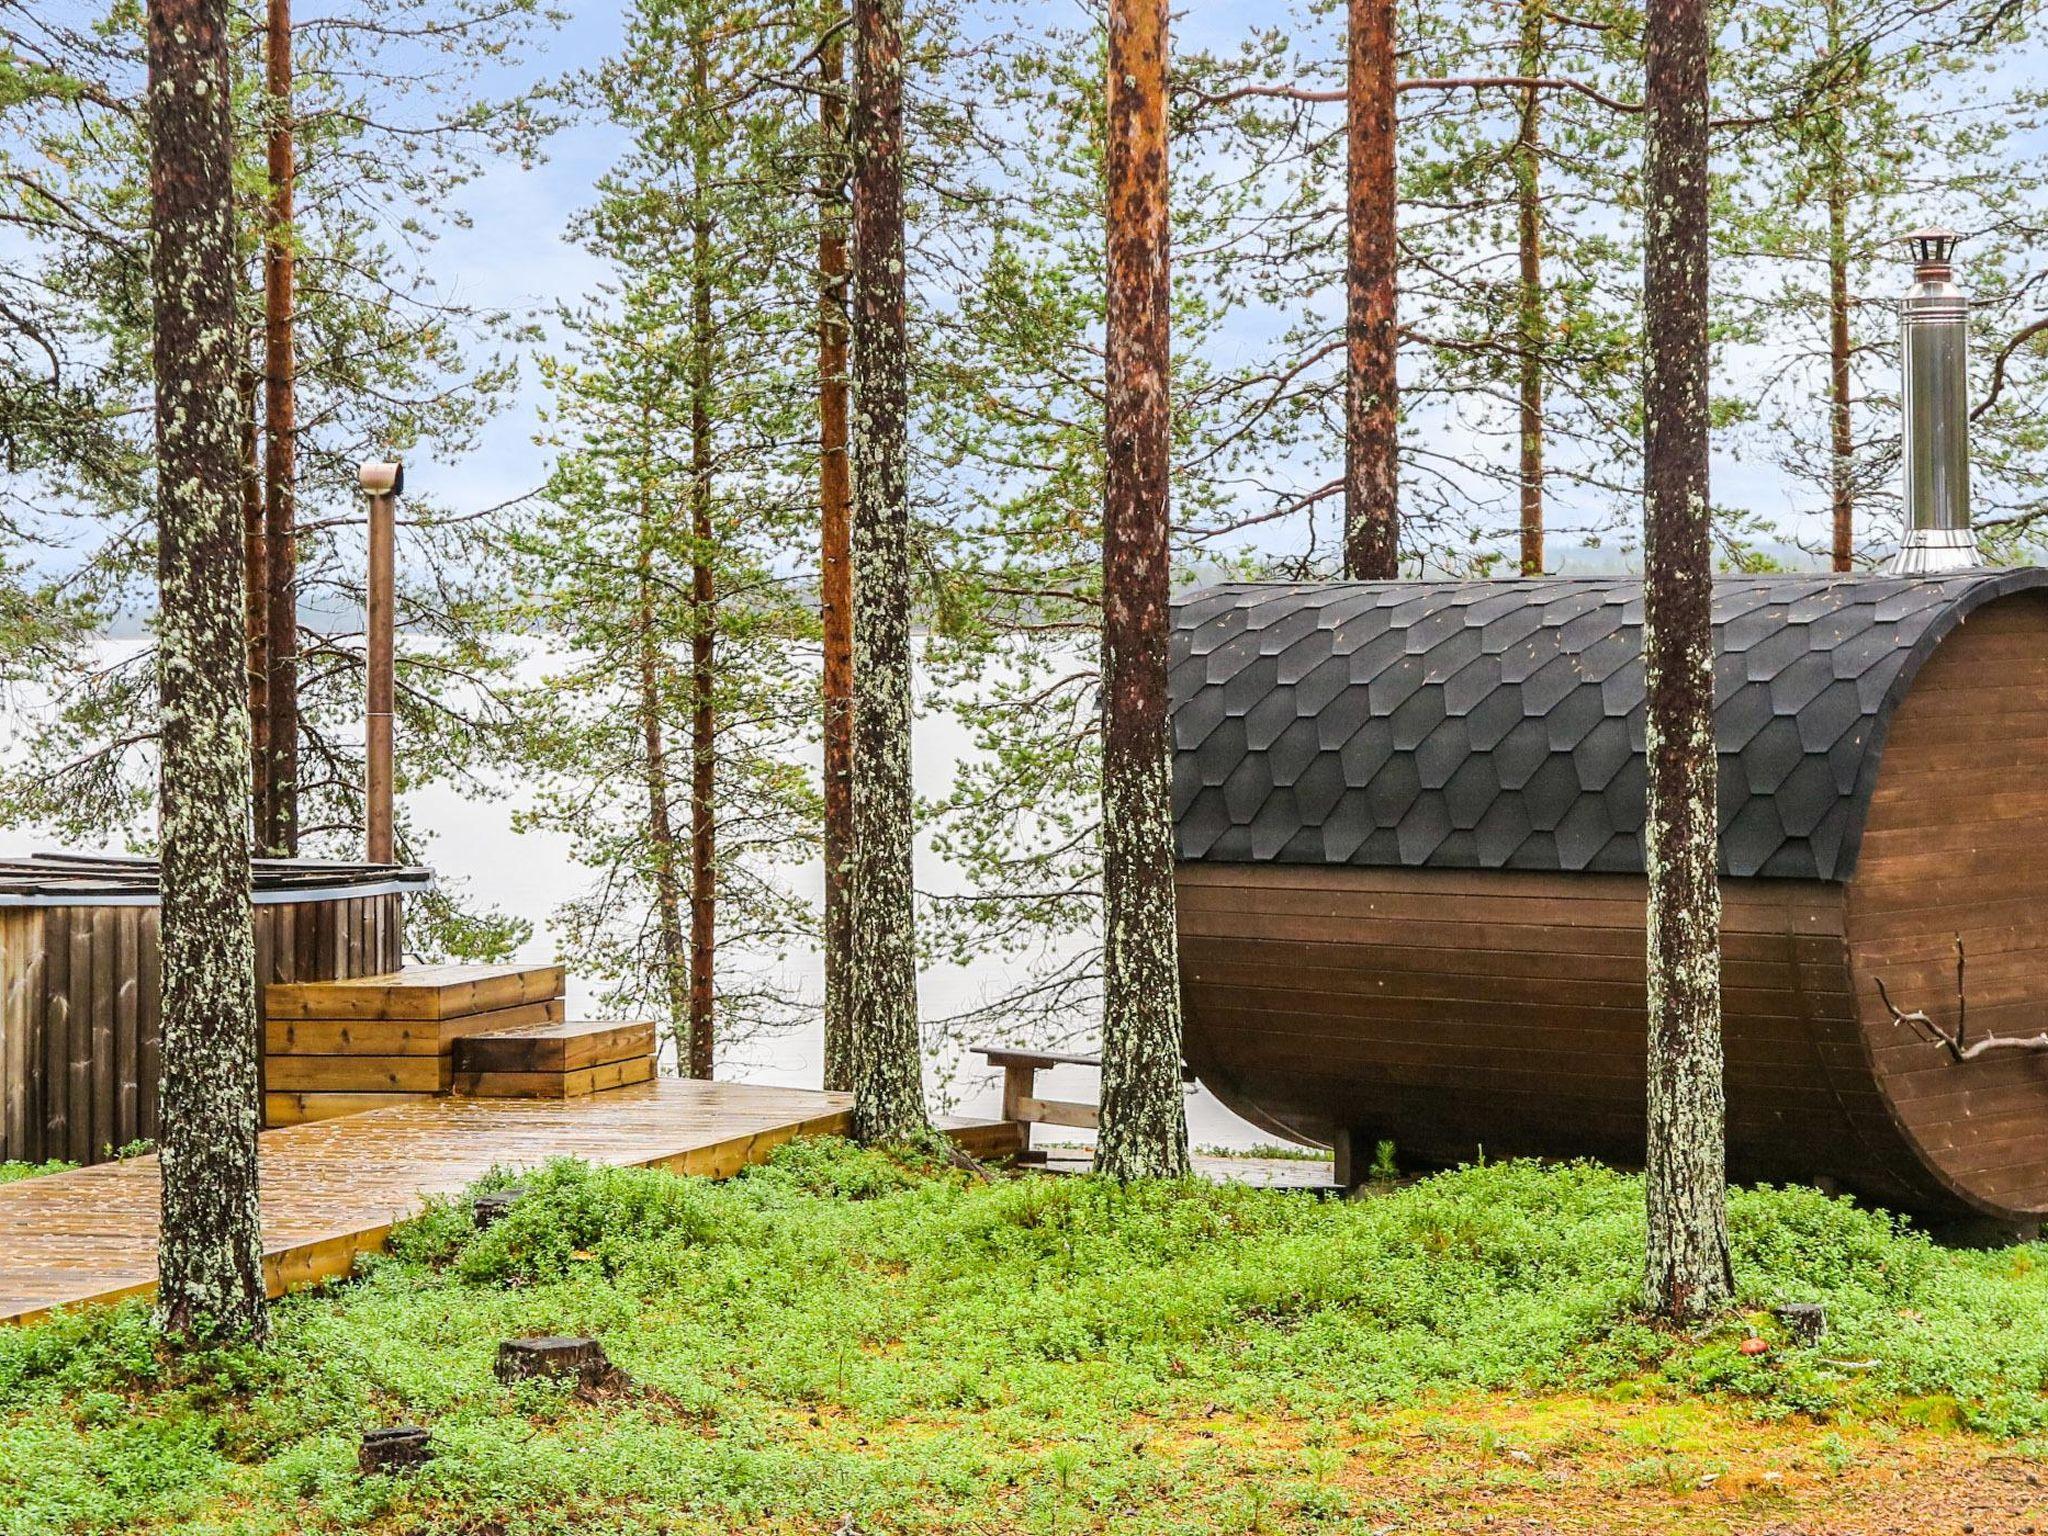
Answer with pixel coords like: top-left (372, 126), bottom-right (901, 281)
top-left (1828, 186), bottom-right (1853, 572)
top-left (847, 0), bottom-right (929, 1141)
top-left (1824, 0), bottom-right (1854, 574)
top-left (818, 0), bottom-right (856, 1094)
top-left (1515, 0), bottom-right (1545, 577)
top-left (1641, 0), bottom-right (1732, 1321)
top-left (1343, 0), bottom-right (1398, 579)
top-left (240, 347), bottom-right (269, 808)
top-left (149, 0), bottom-right (267, 1344)
top-left (634, 464), bottom-right (692, 1074)
top-left (686, 54), bottom-right (717, 1082)
top-left (1096, 0), bottom-right (1190, 1182)
top-left (258, 0), bottom-right (297, 857)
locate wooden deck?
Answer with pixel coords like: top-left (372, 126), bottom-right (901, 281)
top-left (0, 1077), bottom-right (1013, 1326)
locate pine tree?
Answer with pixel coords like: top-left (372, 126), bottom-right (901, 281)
top-left (1155, 0), bottom-right (1645, 572)
top-left (147, 0), bottom-right (267, 1344)
top-left (510, 0), bottom-right (817, 1072)
top-left (846, 0), bottom-right (930, 1142)
top-left (256, 0), bottom-right (298, 855)
top-left (1096, 0), bottom-right (1190, 1182)
top-left (1345, 0), bottom-right (1399, 578)
top-left (1641, 0), bottom-right (1731, 1322)
top-left (816, 0), bottom-right (857, 1094)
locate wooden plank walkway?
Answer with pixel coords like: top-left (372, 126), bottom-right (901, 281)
top-left (0, 1077), bottom-right (973, 1326)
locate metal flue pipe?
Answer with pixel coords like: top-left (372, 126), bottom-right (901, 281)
top-left (1888, 230), bottom-right (1983, 575)
top-left (359, 459), bottom-right (402, 864)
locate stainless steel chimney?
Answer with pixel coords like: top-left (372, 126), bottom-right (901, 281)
top-left (1888, 229), bottom-right (1983, 575)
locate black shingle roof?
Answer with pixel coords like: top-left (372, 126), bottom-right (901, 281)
top-left (1171, 570), bottom-right (2048, 881)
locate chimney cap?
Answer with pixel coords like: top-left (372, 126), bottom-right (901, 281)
top-left (358, 460), bottom-right (404, 497)
top-left (1902, 228), bottom-right (1963, 278)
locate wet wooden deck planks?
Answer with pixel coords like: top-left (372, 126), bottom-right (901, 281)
top-left (0, 1077), bottom-right (923, 1325)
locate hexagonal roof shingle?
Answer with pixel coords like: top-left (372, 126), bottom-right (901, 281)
top-left (1169, 571), bottom-right (2048, 881)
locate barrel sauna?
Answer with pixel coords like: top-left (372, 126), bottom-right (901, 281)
top-left (1170, 571), bottom-right (2048, 1223)
top-left (0, 855), bottom-right (430, 1166)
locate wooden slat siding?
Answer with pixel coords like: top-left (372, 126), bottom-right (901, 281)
top-left (267, 998), bottom-right (566, 1057)
top-left (1177, 870), bottom-right (1846, 934)
top-left (41, 908), bottom-right (69, 1166)
top-left (0, 912), bottom-right (33, 1160)
top-left (113, 910), bottom-right (140, 1151)
top-left (66, 910), bottom-right (92, 1164)
top-left (292, 896), bottom-right (314, 987)
top-left (1177, 861), bottom-right (1949, 1214)
top-left (0, 892), bottom-right (413, 1163)
top-left (1184, 998), bottom-right (1863, 1072)
top-left (1177, 872), bottom-right (1851, 939)
top-left (18, 917), bottom-right (43, 1163)
top-left (1845, 589), bottom-right (2048, 1223)
top-left (328, 898), bottom-right (347, 976)
top-left (1189, 965), bottom-right (1845, 1021)
top-left (89, 906), bottom-right (115, 1159)
top-left (253, 906), bottom-right (274, 1111)
top-left (137, 909), bottom-right (160, 1146)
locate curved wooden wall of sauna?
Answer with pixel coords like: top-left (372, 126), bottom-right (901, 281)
top-left (1177, 587), bottom-right (2048, 1224)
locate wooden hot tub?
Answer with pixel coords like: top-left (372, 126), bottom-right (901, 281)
top-left (0, 855), bottom-right (430, 1165)
top-left (1170, 572), bottom-right (2048, 1223)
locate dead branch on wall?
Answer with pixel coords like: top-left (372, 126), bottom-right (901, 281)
top-left (1876, 935), bottom-right (2048, 1061)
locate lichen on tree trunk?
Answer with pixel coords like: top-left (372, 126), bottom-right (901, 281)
top-left (240, 348), bottom-right (269, 812)
top-left (1096, 0), bottom-right (1190, 1183)
top-left (149, 0), bottom-right (268, 1344)
top-left (635, 472), bottom-right (692, 1078)
top-left (846, 0), bottom-right (930, 1143)
top-left (1344, 0), bottom-right (1399, 581)
top-left (1640, 0), bottom-right (1732, 1322)
top-left (686, 74), bottom-right (717, 1084)
top-left (1515, 0), bottom-right (1545, 579)
top-left (818, 0), bottom-right (856, 1096)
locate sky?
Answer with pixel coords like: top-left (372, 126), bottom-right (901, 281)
top-left (12, 0), bottom-right (1962, 582)
top-left (388, 0), bottom-right (1851, 575)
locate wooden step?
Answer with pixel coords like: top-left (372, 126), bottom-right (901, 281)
top-left (265, 1053), bottom-right (454, 1094)
top-left (266, 998), bottom-right (566, 1057)
top-left (264, 1090), bottom-right (435, 1127)
top-left (265, 963), bottom-right (565, 1022)
top-left (451, 1055), bottom-right (656, 1100)
top-left (453, 1019), bottom-right (655, 1075)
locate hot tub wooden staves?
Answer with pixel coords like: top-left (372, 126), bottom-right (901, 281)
top-left (0, 856), bottom-right (430, 1166)
top-left (1169, 571), bottom-right (2048, 1223)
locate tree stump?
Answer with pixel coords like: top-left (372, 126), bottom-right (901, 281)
top-left (494, 1335), bottom-right (624, 1394)
top-left (358, 1425), bottom-right (433, 1474)
top-left (1772, 1303), bottom-right (1827, 1347)
top-left (472, 1186), bottom-right (526, 1230)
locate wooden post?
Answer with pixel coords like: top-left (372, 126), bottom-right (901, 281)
top-left (360, 461), bottom-right (400, 865)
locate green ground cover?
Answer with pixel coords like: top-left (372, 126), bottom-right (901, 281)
top-left (2, 1142), bottom-right (2046, 1534)
top-left (0, 1161), bottom-right (74, 1185)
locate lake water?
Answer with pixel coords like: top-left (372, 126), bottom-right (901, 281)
top-left (2, 645), bottom-right (1277, 1151)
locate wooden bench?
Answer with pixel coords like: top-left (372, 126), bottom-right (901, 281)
top-left (972, 1046), bottom-right (1196, 1158)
